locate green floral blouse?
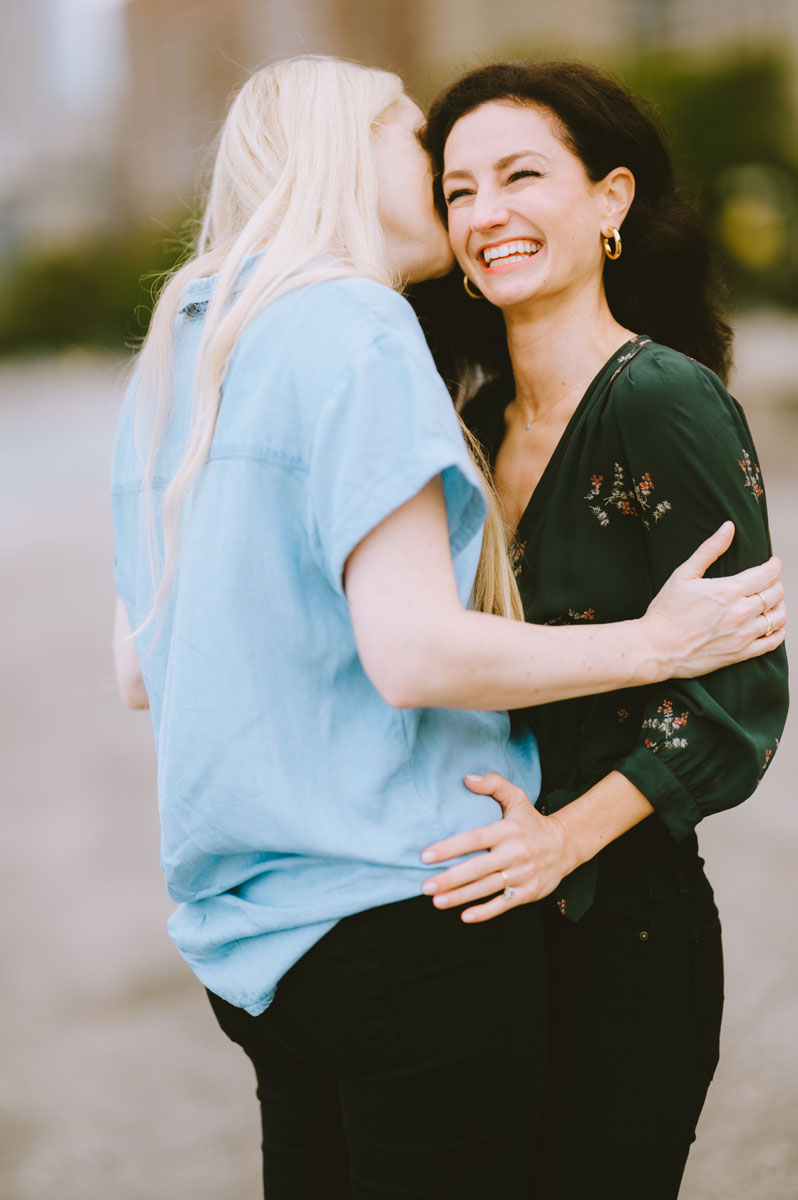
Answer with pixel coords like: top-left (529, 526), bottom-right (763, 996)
top-left (464, 336), bottom-right (789, 918)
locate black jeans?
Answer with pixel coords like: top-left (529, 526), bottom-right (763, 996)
top-left (531, 823), bottom-right (724, 1200)
top-left (208, 894), bottom-right (547, 1199)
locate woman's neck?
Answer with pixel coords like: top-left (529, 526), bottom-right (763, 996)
top-left (503, 290), bottom-right (633, 422)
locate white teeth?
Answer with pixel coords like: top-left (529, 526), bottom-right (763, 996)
top-left (482, 240), bottom-right (540, 264)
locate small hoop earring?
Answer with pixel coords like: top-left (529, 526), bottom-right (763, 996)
top-left (463, 273), bottom-right (482, 299)
top-left (602, 227), bottom-right (622, 260)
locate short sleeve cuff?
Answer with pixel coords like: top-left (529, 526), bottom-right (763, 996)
top-left (616, 745), bottom-right (703, 841)
top-left (320, 438), bottom-right (487, 595)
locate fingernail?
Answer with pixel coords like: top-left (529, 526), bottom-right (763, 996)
top-left (461, 910), bottom-right (476, 922)
top-left (422, 880), bottom-right (437, 895)
top-left (421, 850), bottom-right (436, 863)
top-left (465, 774), bottom-right (483, 782)
top-left (433, 895), bottom-right (448, 907)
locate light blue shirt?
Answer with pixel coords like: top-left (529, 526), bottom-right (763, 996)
top-left (111, 270), bottom-right (540, 1015)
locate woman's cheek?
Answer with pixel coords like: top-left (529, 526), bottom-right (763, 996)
top-left (446, 213), bottom-right (469, 267)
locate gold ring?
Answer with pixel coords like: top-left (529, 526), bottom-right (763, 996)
top-left (757, 591), bottom-right (768, 616)
top-left (501, 870), bottom-right (510, 885)
top-left (763, 614), bottom-right (774, 637)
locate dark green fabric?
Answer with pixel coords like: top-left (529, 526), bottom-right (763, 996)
top-left (464, 337), bottom-right (789, 921)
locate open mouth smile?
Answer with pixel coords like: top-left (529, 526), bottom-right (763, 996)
top-left (478, 239), bottom-right (543, 271)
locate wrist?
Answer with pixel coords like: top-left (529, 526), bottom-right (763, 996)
top-left (548, 774), bottom-right (655, 876)
top-left (546, 809), bottom-right (584, 877)
top-left (631, 615), bottom-right (668, 687)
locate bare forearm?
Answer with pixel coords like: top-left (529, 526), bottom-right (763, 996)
top-left (346, 477), bottom-right (784, 713)
top-left (420, 769), bottom-right (655, 921)
top-left (548, 771), bottom-right (654, 875)
top-left (395, 608), bottom-right (659, 710)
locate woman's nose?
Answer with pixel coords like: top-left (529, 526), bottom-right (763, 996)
top-left (470, 189), bottom-right (509, 232)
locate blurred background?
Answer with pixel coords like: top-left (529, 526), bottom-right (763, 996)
top-left (1, 2), bottom-right (796, 1197)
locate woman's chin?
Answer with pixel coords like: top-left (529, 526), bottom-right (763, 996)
top-left (408, 247), bottom-right (456, 284)
top-left (476, 261), bottom-right (555, 310)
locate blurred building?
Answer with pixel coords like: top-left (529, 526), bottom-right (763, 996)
top-left (2, 0), bottom-right (796, 252)
top-left (119, 0), bottom-right (431, 222)
top-left (1, 0), bottom-right (124, 260)
top-left (119, 0), bottom-right (798, 226)
top-left (623, 0), bottom-right (798, 54)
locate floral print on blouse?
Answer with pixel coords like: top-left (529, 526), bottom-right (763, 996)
top-left (464, 337), bottom-right (789, 918)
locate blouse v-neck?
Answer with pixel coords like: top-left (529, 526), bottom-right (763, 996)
top-left (473, 335), bottom-right (650, 538)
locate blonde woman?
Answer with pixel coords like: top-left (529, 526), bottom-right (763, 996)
top-left (111, 57), bottom-right (784, 1198)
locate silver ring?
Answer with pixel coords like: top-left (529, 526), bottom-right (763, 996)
top-left (757, 591), bottom-right (768, 616)
top-left (501, 869), bottom-right (516, 899)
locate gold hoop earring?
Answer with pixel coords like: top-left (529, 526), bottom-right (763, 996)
top-left (463, 273), bottom-right (482, 300)
top-left (602, 227), bottom-right (622, 260)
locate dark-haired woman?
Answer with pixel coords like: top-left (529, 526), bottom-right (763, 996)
top-left (418, 62), bottom-right (789, 1198)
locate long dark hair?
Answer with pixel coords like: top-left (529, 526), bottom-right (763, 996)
top-left (419, 60), bottom-right (733, 388)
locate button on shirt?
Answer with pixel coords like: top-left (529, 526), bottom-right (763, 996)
top-left (112, 271), bottom-right (541, 1015)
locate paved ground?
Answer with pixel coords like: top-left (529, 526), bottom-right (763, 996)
top-left (0, 320), bottom-right (796, 1199)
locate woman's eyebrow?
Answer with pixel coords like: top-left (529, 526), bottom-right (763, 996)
top-left (442, 150), bottom-right (548, 183)
top-left (495, 150), bottom-right (548, 170)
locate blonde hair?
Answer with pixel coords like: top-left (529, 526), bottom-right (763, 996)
top-left (134, 55), bottom-right (522, 625)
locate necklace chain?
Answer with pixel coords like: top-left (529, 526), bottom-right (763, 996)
top-left (516, 335), bottom-right (639, 431)
top-left (518, 391), bottom-right (572, 431)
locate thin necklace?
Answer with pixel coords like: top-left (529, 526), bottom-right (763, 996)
top-left (517, 333), bottom-right (636, 429)
top-left (517, 391), bottom-right (573, 431)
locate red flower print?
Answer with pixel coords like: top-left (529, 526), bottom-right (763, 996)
top-left (543, 608), bottom-right (598, 626)
top-left (738, 450), bottom-right (764, 502)
top-left (585, 463), bottom-right (672, 530)
top-left (758, 739), bottom-right (779, 781)
top-left (642, 701), bottom-right (690, 752)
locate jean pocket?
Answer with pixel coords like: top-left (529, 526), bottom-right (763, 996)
top-left (576, 917), bottom-right (652, 1022)
top-left (689, 921), bottom-right (724, 1081)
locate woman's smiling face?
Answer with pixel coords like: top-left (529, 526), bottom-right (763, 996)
top-left (443, 101), bottom-right (624, 313)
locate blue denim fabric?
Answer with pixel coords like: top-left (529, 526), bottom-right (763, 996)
top-left (111, 270), bottom-right (540, 1014)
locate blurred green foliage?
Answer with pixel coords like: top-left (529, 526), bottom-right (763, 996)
top-left (0, 48), bottom-right (795, 354)
top-left (0, 228), bottom-right (189, 355)
top-left (618, 50), bottom-right (798, 309)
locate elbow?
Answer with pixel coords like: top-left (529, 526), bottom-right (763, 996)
top-left (378, 679), bottom-right (430, 711)
top-left (118, 675), bottom-right (150, 710)
top-left (350, 601), bottom-right (468, 710)
top-left (362, 642), bottom-right (438, 710)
